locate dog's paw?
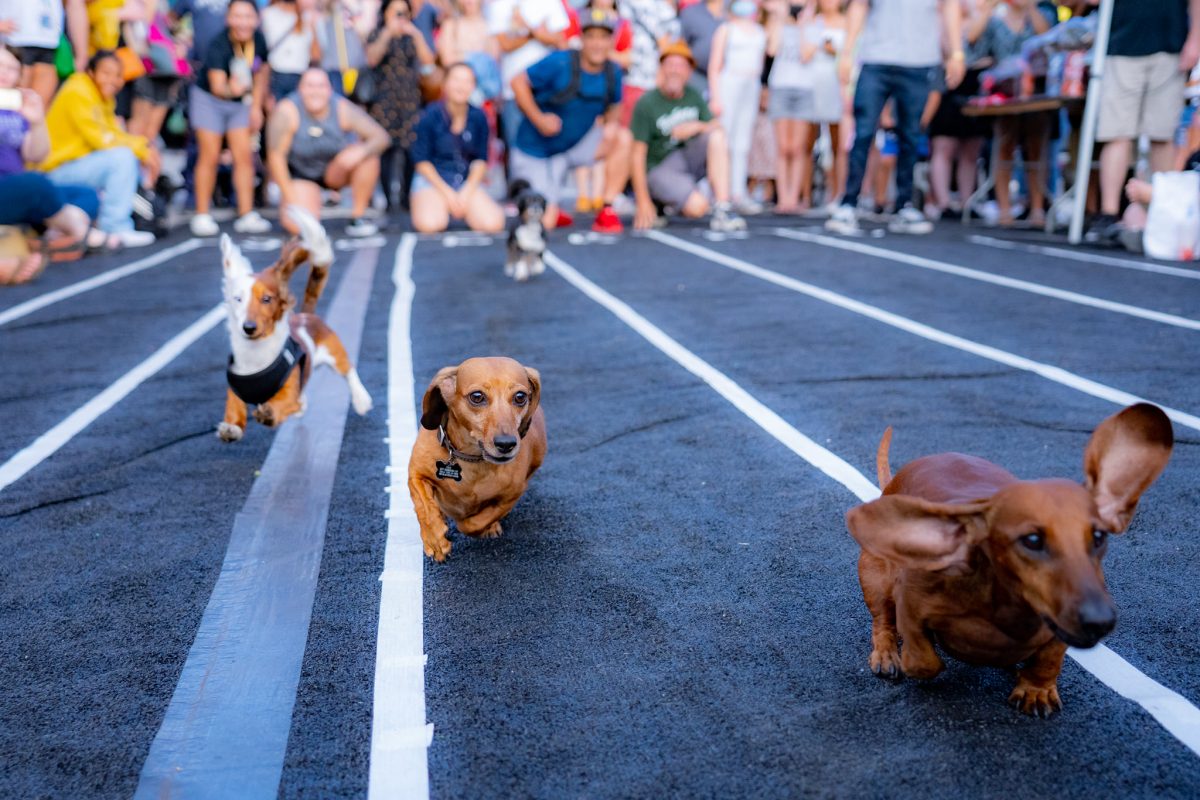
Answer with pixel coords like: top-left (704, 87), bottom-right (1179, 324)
top-left (1008, 682), bottom-right (1062, 718)
top-left (530, 258), bottom-right (545, 275)
top-left (478, 521), bottom-right (503, 538)
top-left (217, 422), bottom-right (244, 442)
top-left (351, 387), bottom-right (373, 416)
top-left (868, 645), bottom-right (902, 680)
top-left (253, 404), bottom-right (278, 427)
top-left (423, 533), bottom-right (452, 562)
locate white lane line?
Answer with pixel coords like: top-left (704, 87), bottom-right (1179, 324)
top-left (0, 305), bottom-right (224, 494)
top-left (967, 235), bottom-right (1200, 281)
top-left (369, 233), bottom-right (432, 799)
top-left (774, 228), bottom-right (1200, 331)
top-left (646, 230), bottom-right (1200, 435)
top-left (0, 239), bottom-right (206, 328)
top-left (546, 249), bottom-right (1200, 759)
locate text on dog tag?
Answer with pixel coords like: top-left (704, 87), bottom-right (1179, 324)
top-left (436, 460), bottom-right (463, 481)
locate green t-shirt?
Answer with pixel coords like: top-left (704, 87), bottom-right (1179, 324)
top-left (630, 87), bottom-right (713, 172)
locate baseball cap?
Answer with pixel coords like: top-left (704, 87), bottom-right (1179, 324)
top-left (658, 39), bottom-right (696, 67)
top-left (581, 9), bottom-right (617, 33)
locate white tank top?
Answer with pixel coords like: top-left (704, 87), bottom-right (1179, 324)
top-left (8, 0), bottom-right (63, 49)
top-left (721, 21), bottom-right (766, 78)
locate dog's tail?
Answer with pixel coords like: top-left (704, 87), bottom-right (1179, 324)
top-left (876, 427), bottom-right (893, 490)
top-left (285, 205), bottom-right (334, 314)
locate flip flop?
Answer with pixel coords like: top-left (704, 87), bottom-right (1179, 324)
top-left (0, 253), bottom-right (47, 285)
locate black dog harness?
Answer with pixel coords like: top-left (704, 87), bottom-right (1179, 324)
top-left (226, 337), bottom-right (308, 405)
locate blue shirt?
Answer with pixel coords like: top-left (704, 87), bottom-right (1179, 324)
top-left (410, 102), bottom-right (490, 188)
top-left (514, 50), bottom-right (622, 158)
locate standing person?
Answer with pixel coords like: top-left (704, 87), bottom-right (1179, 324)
top-left (262, 0), bottom-right (319, 101)
top-left (1090, 0), bottom-right (1200, 239)
top-left (826, 0), bottom-right (964, 236)
top-left (678, 0), bottom-right (725, 94)
top-left (708, 0), bottom-right (767, 213)
top-left (436, 0), bottom-right (495, 66)
top-left (315, 0), bottom-right (368, 96)
top-left (40, 50), bottom-right (162, 248)
top-left (488, 0), bottom-right (569, 145)
top-left (266, 67), bottom-right (389, 235)
top-left (409, 61), bottom-right (506, 232)
top-left (617, 0), bottom-right (679, 127)
top-left (366, 0), bottom-right (434, 209)
top-left (189, 0), bottom-right (272, 236)
top-left (127, 0), bottom-right (190, 143)
top-left (927, 0), bottom-right (989, 221)
top-left (630, 40), bottom-right (746, 231)
top-left (4, 0), bottom-right (77, 106)
top-left (509, 9), bottom-right (630, 231)
top-left (173, 0), bottom-right (233, 62)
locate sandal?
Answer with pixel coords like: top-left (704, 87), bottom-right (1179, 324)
top-left (32, 232), bottom-right (88, 263)
top-left (0, 252), bottom-right (47, 285)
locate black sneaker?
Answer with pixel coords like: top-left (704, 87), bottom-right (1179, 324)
top-left (1084, 213), bottom-right (1119, 244)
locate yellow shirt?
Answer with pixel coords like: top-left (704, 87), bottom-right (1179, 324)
top-left (39, 73), bottom-right (149, 173)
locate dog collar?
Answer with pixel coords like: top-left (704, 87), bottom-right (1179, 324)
top-left (227, 337), bottom-right (307, 405)
top-left (437, 425), bottom-right (485, 464)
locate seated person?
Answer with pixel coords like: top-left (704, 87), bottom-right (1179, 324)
top-left (408, 62), bottom-right (505, 234)
top-left (0, 46), bottom-right (97, 282)
top-left (267, 67), bottom-right (391, 238)
top-left (38, 50), bottom-right (161, 249)
top-left (508, 9), bottom-right (631, 233)
top-left (630, 40), bottom-right (745, 232)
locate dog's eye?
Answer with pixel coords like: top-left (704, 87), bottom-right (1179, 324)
top-left (1019, 532), bottom-right (1046, 552)
top-left (513, 391), bottom-right (528, 407)
top-left (468, 391), bottom-right (487, 406)
top-left (261, 295), bottom-right (272, 304)
top-left (1092, 529), bottom-right (1109, 550)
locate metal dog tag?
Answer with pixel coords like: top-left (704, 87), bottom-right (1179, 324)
top-left (435, 460), bottom-right (463, 482)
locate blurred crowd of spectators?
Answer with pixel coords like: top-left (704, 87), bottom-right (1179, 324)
top-left (0, 0), bottom-right (1197, 282)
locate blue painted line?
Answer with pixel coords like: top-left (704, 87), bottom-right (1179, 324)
top-left (133, 245), bottom-right (381, 800)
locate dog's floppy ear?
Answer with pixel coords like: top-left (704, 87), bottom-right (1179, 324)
top-left (846, 495), bottom-right (990, 573)
top-left (1083, 403), bottom-right (1173, 533)
top-left (518, 367), bottom-right (541, 438)
top-left (420, 366), bottom-right (458, 431)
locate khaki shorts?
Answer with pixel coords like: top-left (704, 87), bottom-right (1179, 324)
top-left (1097, 53), bottom-right (1186, 142)
top-left (509, 124), bottom-right (604, 206)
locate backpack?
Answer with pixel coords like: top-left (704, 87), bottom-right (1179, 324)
top-left (540, 50), bottom-right (620, 110)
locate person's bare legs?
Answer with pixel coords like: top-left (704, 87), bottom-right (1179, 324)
top-left (1023, 119), bottom-right (1047, 225)
top-left (994, 119), bottom-right (1019, 226)
top-left (828, 122), bottom-right (846, 204)
top-left (680, 190), bottom-right (711, 218)
top-left (281, 180), bottom-right (323, 234)
top-left (774, 119), bottom-right (799, 212)
top-left (1099, 138), bottom-right (1133, 216)
top-left (128, 98), bottom-right (170, 141)
top-left (194, 129), bottom-right (224, 215)
top-left (1149, 139), bottom-right (1176, 174)
top-left (706, 127), bottom-right (732, 204)
top-left (464, 189), bottom-right (505, 233)
top-left (929, 136), bottom-right (956, 213)
top-left (344, 156), bottom-right (381, 218)
top-left (602, 128), bottom-right (632, 204)
top-left (797, 122), bottom-right (816, 209)
top-left (45, 204), bottom-right (91, 240)
top-left (956, 137), bottom-right (983, 210)
top-left (22, 63), bottom-right (57, 110)
top-left (226, 128), bottom-right (257, 217)
top-left (410, 187), bottom-right (450, 232)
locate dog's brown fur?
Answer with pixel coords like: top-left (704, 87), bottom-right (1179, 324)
top-left (408, 357), bottom-right (546, 561)
top-left (846, 403), bottom-right (1173, 715)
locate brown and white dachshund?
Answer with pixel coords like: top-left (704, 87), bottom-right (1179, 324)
top-left (846, 403), bottom-right (1173, 716)
top-left (218, 207), bottom-right (371, 442)
top-left (408, 357), bottom-right (546, 561)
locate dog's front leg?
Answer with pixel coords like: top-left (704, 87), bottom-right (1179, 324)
top-left (1009, 638), bottom-right (1067, 717)
top-left (456, 500), bottom-right (513, 539)
top-left (409, 475), bottom-right (452, 561)
top-left (254, 368), bottom-right (305, 427)
top-left (858, 552), bottom-right (901, 678)
top-left (219, 388), bottom-right (248, 442)
top-left (896, 595), bottom-right (944, 680)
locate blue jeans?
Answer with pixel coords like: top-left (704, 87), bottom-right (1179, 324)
top-left (843, 63), bottom-right (936, 210)
top-left (0, 172), bottom-right (99, 225)
top-left (47, 147), bottom-right (140, 233)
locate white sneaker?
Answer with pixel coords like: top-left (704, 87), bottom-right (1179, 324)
top-left (710, 203), bottom-right (747, 232)
top-left (734, 197), bottom-right (764, 216)
top-left (825, 205), bottom-right (860, 235)
top-left (345, 217), bottom-right (379, 238)
top-left (190, 213), bottom-right (219, 237)
top-left (888, 205), bottom-right (934, 235)
top-left (233, 210), bottom-right (272, 234)
top-left (115, 229), bottom-right (157, 248)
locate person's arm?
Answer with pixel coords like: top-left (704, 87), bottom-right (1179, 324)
top-left (708, 24), bottom-right (727, 116)
top-left (266, 100), bottom-right (299, 204)
top-left (340, 99), bottom-right (391, 156)
top-left (366, 26), bottom-right (394, 66)
top-left (965, 0), bottom-right (994, 44)
top-left (799, 23), bottom-right (818, 63)
top-left (65, 0), bottom-right (89, 72)
top-left (1183, 0), bottom-right (1200, 72)
top-left (1022, 0), bottom-right (1050, 35)
top-left (631, 140), bottom-right (656, 229)
top-left (940, 0), bottom-right (964, 90)
top-left (459, 158), bottom-right (488, 198)
top-left (251, 39), bottom-right (270, 132)
top-left (436, 17), bottom-right (458, 65)
top-left (411, 26), bottom-right (436, 64)
top-left (838, 0), bottom-right (866, 85)
top-left (19, 91), bottom-right (50, 164)
top-left (511, 70), bottom-right (561, 137)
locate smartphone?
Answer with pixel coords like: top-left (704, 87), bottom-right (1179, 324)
top-left (0, 89), bottom-right (22, 112)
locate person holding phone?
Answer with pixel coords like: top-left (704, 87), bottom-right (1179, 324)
top-left (189, 0), bottom-right (273, 237)
top-left (0, 45), bottom-right (97, 281)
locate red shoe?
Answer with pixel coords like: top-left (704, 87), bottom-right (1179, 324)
top-left (555, 209), bottom-right (574, 228)
top-left (591, 205), bottom-right (624, 235)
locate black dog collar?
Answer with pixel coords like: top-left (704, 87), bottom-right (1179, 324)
top-left (437, 425), bottom-right (485, 463)
top-left (227, 337), bottom-right (307, 405)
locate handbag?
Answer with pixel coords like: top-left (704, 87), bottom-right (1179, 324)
top-left (54, 34), bottom-right (74, 80)
top-left (144, 17), bottom-right (192, 78)
top-left (351, 68), bottom-right (377, 105)
top-left (115, 46), bottom-right (147, 82)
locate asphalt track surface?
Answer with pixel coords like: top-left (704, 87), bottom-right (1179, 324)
top-left (0, 218), bottom-right (1197, 799)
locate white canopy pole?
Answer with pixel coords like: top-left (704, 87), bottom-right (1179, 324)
top-left (1068, 0), bottom-right (1116, 244)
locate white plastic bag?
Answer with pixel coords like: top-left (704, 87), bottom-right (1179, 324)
top-left (1144, 171), bottom-right (1200, 261)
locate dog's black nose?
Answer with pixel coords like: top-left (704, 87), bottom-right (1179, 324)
top-left (242, 322), bottom-right (257, 336)
top-left (1078, 596), bottom-right (1117, 641)
top-left (494, 435), bottom-right (518, 454)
